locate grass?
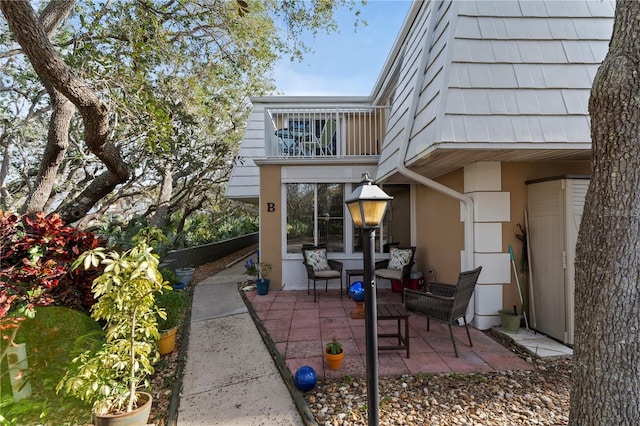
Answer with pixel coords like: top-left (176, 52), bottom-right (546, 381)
top-left (0, 307), bottom-right (101, 425)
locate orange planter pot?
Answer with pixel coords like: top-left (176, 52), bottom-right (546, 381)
top-left (324, 350), bottom-right (345, 370)
top-left (158, 327), bottom-right (177, 355)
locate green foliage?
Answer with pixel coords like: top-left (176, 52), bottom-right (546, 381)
top-left (132, 227), bottom-right (168, 248)
top-left (160, 268), bottom-right (179, 286)
top-left (179, 204), bottom-right (258, 248)
top-left (244, 258), bottom-right (271, 280)
top-left (155, 289), bottom-right (188, 331)
top-left (0, 307), bottom-right (102, 425)
top-left (325, 337), bottom-right (343, 355)
top-left (0, 211), bottom-right (105, 361)
top-left (379, 395), bottom-right (392, 408)
top-left (97, 220), bottom-right (183, 259)
top-left (57, 241), bottom-right (166, 415)
top-left (1, 0), bottom-right (362, 227)
top-left (97, 206), bottom-right (257, 255)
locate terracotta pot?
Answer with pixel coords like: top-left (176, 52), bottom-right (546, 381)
top-left (158, 327), bottom-right (177, 355)
top-left (324, 349), bottom-right (345, 370)
top-left (93, 392), bottom-right (152, 426)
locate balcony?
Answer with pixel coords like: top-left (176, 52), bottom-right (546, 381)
top-left (264, 106), bottom-right (389, 158)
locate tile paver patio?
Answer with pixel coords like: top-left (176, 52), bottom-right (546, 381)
top-left (245, 287), bottom-right (533, 381)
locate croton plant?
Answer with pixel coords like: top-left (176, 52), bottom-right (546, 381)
top-left (0, 211), bottom-right (105, 359)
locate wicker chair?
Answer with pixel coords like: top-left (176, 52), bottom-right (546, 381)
top-left (302, 245), bottom-right (343, 302)
top-left (403, 266), bottom-right (482, 357)
top-left (375, 246), bottom-right (416, 301)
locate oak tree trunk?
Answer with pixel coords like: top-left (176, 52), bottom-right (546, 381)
top-left (0, 135), bottom-right (12, 207)
top-left (570, 1), bottom-right (640, 424)
top-left (21, 87), bottom-right (74, 213)
top-left (0, 0), bottom-right (130, 222)
top-left (149, 166), bottom-right (173, 228)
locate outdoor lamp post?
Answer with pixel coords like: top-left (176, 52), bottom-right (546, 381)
top-left (344, 172), bottom-right (392, 426)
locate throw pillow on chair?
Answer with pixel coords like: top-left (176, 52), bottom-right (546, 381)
top-left (306, 248), bottom-right (331, 271)
top-left (388, 247), bottom-right (413, 270)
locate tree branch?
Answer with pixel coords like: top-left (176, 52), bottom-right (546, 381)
top-left (0, 0), bottom-right (130, 221)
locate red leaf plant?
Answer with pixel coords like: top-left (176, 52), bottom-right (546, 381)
top-left (0, 211), bottom-right (105, 361)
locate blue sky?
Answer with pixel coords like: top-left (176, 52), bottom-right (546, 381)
top-left (273, 1), bottom-right (412, 96)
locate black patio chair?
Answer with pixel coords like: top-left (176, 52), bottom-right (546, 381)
top-left (403, 266), bottom-right (482, 357)
top-left (302, 245), bottom-right (343, 302)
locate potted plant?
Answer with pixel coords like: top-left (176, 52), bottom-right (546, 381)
top-left (244, 257), bottom-right (258, 280)
top-left (498, 303), bottom-right (523, 334)
top-left (174, 264), bottom-right (195, 286)
top-left (324, 337), bottom-right (344, 370)
top-left (57, 240), bottom-right (166, 425)
top-left (244, 258), bottom-right (272, 295)
top-left (161, 267), bottom-right (183, 290)
top-left (155, 289), bottom-right (189, 355)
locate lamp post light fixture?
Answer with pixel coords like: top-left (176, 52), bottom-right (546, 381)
top-left (344, 172), bottom-right (392, 426)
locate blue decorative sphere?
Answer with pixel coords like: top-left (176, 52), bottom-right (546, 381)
top-left (349, 281), bottom-right (365, 302)
top-left (294, 366), bottom-right (317, 391)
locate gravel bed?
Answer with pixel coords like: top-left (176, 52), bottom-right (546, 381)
top-left (304, 354), bottom-right (571, 426)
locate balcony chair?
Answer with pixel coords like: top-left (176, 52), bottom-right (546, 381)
top-left (275, 128), bottom-right (311, 156)
top-left (403, 266), bottom-right (482, 357)
top-left (302, 245), bottom-right (343, 302)
top-left (315, 119), bottom-right (337, 156)
top-left (375, 246), bottom-right (416, 301)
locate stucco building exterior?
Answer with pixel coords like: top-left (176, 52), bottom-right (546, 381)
top-left (226, 0), bottom-right (614, 333)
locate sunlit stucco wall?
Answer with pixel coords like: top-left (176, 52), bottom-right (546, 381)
top-left (501, 161), bottom-right (590, 309)
top-left (259, 165), bottom-right (283, 289)
top-left (414, 170), bottom-right (465, 285)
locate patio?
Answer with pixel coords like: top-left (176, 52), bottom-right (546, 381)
top-left (244, 287), bottom-right (532, 382)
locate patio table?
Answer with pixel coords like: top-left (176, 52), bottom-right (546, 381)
top-left (376, 303), bottom-right (410, 358)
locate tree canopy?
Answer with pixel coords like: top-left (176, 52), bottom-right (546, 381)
top-left (0, 0), bottom-right (362, 232)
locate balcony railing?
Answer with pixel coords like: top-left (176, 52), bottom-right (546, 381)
top-left (265, 106), bottom-right (389, 158)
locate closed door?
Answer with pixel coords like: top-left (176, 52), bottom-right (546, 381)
top-left (527, 180), bottom-right (567, 342)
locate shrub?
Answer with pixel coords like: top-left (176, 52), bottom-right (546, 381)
top-left (155, 289), bottom-right (188, 331)
top-left (0, 211), bottom-right (105, 355)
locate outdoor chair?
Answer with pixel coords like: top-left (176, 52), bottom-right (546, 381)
top-left (275, 128), bottom-right (311, 155)
top-left (403, 266), bottom-right (482, 357)
top-left (315, 119), bottom-right (337, 155)
top-left (375, 246), bottom-right (416, 301)
top-left (302, 245), bottom-right (343, 302)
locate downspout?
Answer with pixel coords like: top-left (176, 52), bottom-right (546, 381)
top-left (393, 1), bottom-right (475, 272)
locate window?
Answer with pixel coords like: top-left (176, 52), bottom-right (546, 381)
top-left (285, 182), bottom-right (403, 255)
top-left (286, 183), bottom-right (344, 253)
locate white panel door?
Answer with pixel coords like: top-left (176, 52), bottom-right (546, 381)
top-left (527, 180), bottom-right (566, 342)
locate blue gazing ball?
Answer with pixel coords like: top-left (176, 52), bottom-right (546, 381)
top-left (294, 366), bottom-right (317, 391)
top-left (349, 281), bottom-right (365, 302)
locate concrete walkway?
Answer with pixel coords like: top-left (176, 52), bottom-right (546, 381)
top-left (498, 327), bottom-right (573, 358)
top-left (177, 261), bottom-right (305, 426)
